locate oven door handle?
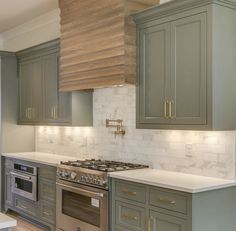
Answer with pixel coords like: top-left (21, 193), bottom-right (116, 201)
top-left (56, 182), bottom-right (105, 198)
top-left (10, 172), bottom-right (32, 181)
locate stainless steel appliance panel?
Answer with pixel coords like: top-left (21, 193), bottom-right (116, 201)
top-left (56, 181), bottom-right (108, 231)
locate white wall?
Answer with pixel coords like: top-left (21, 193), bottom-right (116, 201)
top-left (0, 9), bottom-right (60, 52)
top-left (0, 36), bottom-right (3, 50)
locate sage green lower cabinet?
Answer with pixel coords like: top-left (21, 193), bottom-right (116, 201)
top-left (111, 179), bottom-right (236, 231)
top-left (149, 210), bottom-right (187, 231)
top-left (2, 157), bottom-right (56, 231)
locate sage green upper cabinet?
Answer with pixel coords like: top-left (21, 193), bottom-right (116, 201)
top-left (139, 22), bottom-right (170, 125)
top-left (17, 39), bottom-right (92, 126)
top-left (19, 58), bottom-right (43, 123)
top-left (134, 0), bottom-right (236, 130)
top-left (42, 52), bottom-right (71, 124)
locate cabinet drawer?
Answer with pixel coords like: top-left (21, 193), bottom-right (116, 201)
top-left (40, 201), bottom-right (55, 224)
top-left (39, 165), bottom-right (56, 181)
top-left (39, 179), bottom-right (56, 202)
top-left (115, 201), bottom-right (146, 231)
top-left (115, 181), bottom-right (146, 204)
top-left (149, 188), bottom-right (188, 214)
top-left (14, 196), bottom-right (37, 217)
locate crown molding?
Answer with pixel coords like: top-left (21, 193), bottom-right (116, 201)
top-left (0, 8), bottom-right (60, 41)
top-left (133, 0), bottom-right (236, 23)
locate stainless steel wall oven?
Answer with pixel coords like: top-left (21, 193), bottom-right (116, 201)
top-left (11, 163), bottom-right (37, 201)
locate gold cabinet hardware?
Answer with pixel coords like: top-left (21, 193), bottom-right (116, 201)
top-left (20, 205), bottom-right (27, 209)
top-left (43, 211), bottom-right (52, 216)
top-left (148, 216), bottom-right (153, 231)
top-left (121, 189), bottom-right (137, 196)
top-left (54, 106), bottom-right (57, 119)
top-left (164, 101), bottom-right (168, 119)
top-left (25, 108), bottom-right (29, 118)
top-left (51, 107), bottom-right (54, 119)
top-left (122, 213), bottom-right (138, 221)
top-left (158, 197), bottom-right (176, 205)
top-left (168, 100), bottom-right (174, 119)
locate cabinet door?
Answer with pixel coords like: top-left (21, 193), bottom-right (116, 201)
top-left (170, 13), bottom-right (207, 125)
top-left (19, 58), bottom-right (42, 123)
top-left (43, 52), bottom-right (71, 124)
top-left (150, 210), bottom-right (187, 231)
top-left (4, 172), bottom-right (13, 206)
top-left (138, 22), bottom-right (171, 125)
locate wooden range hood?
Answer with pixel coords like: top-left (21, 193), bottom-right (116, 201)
top-left (59, 0), bottom-right (159, 91)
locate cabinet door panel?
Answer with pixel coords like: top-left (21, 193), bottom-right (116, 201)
top-left (139, 23), bottom-right (170, 124)
top-left (43, 52), bottom-right (71, 124)
top-left (150, 210), bottom-right (186, 231)
top-left (19, 58), bottom-right (42, 123)
top-left (170, 13), bottom-right (207, 124)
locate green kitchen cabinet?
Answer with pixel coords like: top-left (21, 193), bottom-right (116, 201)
top-left (111, 178), bottom-right (236, 231)
top-left (134, 0), bottom-right (236, 130)
top-left (149, 210), bottom-right (187, 231)
top-left (17, 39), bottom-right (92, 126)
top-left (3, 157), bottom-right (56, 231)
top-left (19, 57), bottom-right (43, 123)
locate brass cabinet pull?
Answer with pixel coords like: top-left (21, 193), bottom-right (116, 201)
top-left (26, 108), bottom-right (29, 118)
top-left (54, 106), bottom-right (57, 119)
top-left (168, 101), bottom-right (174, 119)
top-left (121, 189), bottom-right (137, 196)
top-left (158, 197), bottom-right (176, 205)
top-left (51, 107), bottom-right (54, 119)
top-left (20, 205), bottom-right (27, 209)
top-left (122, 213), bottom-right (138, 221)
top-left (148, 216), bottom-right (153, 231)
top-left (164, 101), bottom-right (169, 119)
top-left (43, 211), bottom-right (52, 216)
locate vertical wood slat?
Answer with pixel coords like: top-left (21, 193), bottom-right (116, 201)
top-left (59, 0), bottom-right (159, 91)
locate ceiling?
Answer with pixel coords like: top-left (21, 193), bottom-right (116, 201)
top-left (0, 0), bottom-right (58, 33)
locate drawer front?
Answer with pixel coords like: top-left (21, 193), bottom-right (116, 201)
top-left (14, 196), bottom-right (37, 216)
top-left (115, 226), bottom-right (133, 231)
top-left (39, 165), bottom-right (56, 181)
top-left (115, 201), bottom-right (146, 231)
top-left (149, 188), bottom-right (188, 214)
top-left (115, 181), bottom-right (146, 204)
top-left (40, 201), bottom-right (55, 224)
top-left (39, 179), bottom-right (56, 202)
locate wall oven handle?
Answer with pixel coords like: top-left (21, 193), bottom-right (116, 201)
top-left (10, 172), bottom-right (32, 180)
top-left (56, 182), bottom-right (104, 198)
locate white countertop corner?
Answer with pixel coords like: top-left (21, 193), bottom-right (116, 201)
top-left (109, 169), bottom-right (236, 193)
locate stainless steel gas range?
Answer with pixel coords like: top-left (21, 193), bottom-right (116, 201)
top-left (56, 159), bottom-right (148, 231)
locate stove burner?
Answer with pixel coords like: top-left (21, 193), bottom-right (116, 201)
top-left (60, 159), bottom-right (148, 172)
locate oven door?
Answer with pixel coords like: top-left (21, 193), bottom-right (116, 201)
top-left (56, 181), bottom-right (108, 231)
top-left (11, 171), bottom-right (37, 201)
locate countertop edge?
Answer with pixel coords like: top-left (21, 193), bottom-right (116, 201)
top-left (109, 174), bottom-right (236, 194)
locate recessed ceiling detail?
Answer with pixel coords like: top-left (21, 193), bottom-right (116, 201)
top-left (0, 0), bottom-right (58, 33)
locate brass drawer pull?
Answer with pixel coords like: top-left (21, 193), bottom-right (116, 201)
top-left (121, 189), bottom-right (137, 196)
top-left (148, 216), bottom-right (153, 231)
top-left (20, 205), bottom-right (27, 209)
top-left (122, 213), bottom-right (138, 221)
top-left (43, 211), bottom-right (52, 216)
top-left (158, 197), bottom-right (176, 205)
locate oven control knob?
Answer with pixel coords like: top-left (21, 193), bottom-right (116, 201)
top-left (64, 172), bottom-right (70, 178)
top-left (70, 172), bottom-right (77, 180)
top-left (61, 171), bottom-right (65, 177)
top-left (80, 176), bottom-right (85, 182)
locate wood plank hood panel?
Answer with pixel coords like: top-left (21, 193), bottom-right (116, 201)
top-left (59, 0), bottom-right (159, 91)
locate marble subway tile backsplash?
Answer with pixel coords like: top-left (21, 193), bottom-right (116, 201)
top-left (36, 85), bottom-right (236, 180)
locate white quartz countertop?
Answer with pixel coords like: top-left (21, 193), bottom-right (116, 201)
top-left (109, 169), bottom-right (236, 193)
top-left (2, 152), bottom-right (77, 166)
top-left (0, 213), bottom-right (16, 229)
